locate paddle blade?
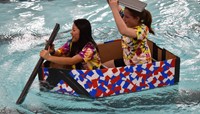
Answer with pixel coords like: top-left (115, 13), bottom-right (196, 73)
top-left (16, 23), bottom-right (60, 104)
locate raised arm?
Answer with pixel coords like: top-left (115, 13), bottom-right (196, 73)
top-left (108, 0), bottom-right (137, 38)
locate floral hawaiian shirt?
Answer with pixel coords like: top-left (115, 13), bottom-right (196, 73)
top-left (57, 40), bottom-right (102, 70)
top-left (121, 24), bottom-right (152, 65)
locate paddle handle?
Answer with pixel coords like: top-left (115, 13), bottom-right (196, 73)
top-left (16, 58), bottom-right (44, 104)
top-left (16, 23), bottom-right (60, 104)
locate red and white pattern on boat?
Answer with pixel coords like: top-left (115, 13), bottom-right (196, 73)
top-left (50, 80), bottom-right (78, 96)
top-left (41, 58), bottom-right (176, 98)
top-left (42, 68), bottom-right (78, 96)
top-left (69, 59), bottom-right (176, 98)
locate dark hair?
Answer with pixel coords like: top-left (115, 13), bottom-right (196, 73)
top-left (125, 7), bottom-right (155, 35)
top-left (70, 19), bottom-right (98, 69)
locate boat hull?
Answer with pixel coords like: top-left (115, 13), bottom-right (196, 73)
top-left (38, 58), bottom-right (178, 98)
top-left (38, 39), bottom-right (180, 98)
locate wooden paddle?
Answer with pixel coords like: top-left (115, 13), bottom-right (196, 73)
top-left (16, 23), bottom-right (60, 104)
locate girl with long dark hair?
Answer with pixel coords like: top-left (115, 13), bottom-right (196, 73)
top-left (40, 19), bottom-right (102, 70)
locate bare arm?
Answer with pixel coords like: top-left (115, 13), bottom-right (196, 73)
top-left (40, 48), bottom-right (83, 65)
top-left (107, 0), bottom-right (122, 11)
top-left (109, 0), bottom-right (137, 38)
top-left (46, 54), bottom-right (83, 65)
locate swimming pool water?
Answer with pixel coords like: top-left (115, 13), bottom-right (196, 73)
top-left (0, 0), bottom-right (200, 114)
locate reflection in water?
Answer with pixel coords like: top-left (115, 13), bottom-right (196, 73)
top-left (8, 86), bottom-right (199, 114)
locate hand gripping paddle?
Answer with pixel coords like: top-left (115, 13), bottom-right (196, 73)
top-left (16, 23), bottom-right (60, 104)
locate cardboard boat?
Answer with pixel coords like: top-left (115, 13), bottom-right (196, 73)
top-left (37, 39), bottom-right (180, 98)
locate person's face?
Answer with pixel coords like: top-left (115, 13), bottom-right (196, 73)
top-left (71, 24), bottom-right (80, 42)
top-left (123, 9), bottom-right (140, 28)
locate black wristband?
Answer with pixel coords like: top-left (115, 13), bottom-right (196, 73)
top-left (50, 50), bottom-right (55, 55)
top-left (119, 9), bottom-right (124, 18)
